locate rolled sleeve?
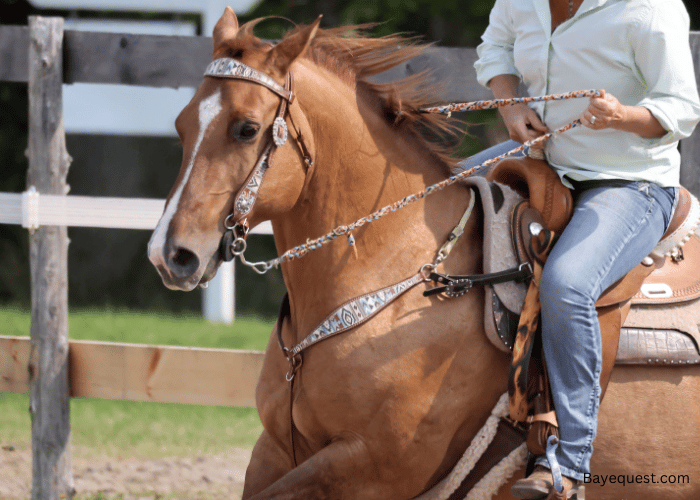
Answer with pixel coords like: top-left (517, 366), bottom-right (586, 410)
top-left (632, 0), bottom-right (700, 144)
top-left (474, 0), bottom-right (520, 88)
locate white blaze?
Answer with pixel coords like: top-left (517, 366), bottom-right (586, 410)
top-left (148, 89), bottom-right (223, 260)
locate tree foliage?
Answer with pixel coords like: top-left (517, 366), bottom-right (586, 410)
top-left (242, 0), bottom-right (700, 46)
top-left (242, 0), bottom-right (492, 46)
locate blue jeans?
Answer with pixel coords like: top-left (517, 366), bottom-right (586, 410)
top-left (462, 142), bottom-right (677, 480)
top-left (535, 179), bottom-right (675, 480)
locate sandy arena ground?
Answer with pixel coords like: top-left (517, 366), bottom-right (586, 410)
top-left (0, 444), bottom-right (251, 499)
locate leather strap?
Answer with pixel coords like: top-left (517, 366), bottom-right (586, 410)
top-left (529, 411), bottom-right (558, 427)
top-left (286, 273), bottom-right (425, 357)
top-left (423, 263), bottom-right (532, 297)
top-left (508, 221), bottom-right (558, 422)
top-left (597, 302), bottom-right (624, 400)
top-left (213, 62), bottom-right (298, 260)
top-left (205, 57), bottom-right (294, 102)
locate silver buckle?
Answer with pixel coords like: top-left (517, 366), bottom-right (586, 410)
top-left (272, 117), bottom-right (288, 147)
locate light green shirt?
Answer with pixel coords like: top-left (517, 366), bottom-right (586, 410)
top-left (475, 0), bottom-right (700, 187)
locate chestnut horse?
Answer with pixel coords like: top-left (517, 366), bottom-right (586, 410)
top-left (148, 8), bottom-right (700, 499)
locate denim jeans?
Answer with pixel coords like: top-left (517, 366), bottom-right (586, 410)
top-left (535, 179), bottom-right (675, 480)
top-left (462, 142), bottom-right (677, 481)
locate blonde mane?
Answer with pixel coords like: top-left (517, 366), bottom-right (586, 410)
top-left (241, 20), bottom-right (463, 174)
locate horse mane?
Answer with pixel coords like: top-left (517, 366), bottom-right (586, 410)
top-left (250, 21), bottom-right (463, 175)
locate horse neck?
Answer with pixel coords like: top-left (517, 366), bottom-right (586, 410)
top-left (272, 61), bottom-right (480, 334)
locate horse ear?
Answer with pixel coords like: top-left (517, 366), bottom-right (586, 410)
top-left (213, 7), bottom-right (239, 47)
top-left (268, 16), bottom-right (322, 74)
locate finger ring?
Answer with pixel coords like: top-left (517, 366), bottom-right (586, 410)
top-left (590, 115), bottom-right (597, 125)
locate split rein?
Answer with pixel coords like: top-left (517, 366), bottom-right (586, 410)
top-left (233, 88), bottom-right (603, 274)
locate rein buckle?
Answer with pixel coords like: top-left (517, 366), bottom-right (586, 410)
top-left (446, 278), bottom-right (473, 297)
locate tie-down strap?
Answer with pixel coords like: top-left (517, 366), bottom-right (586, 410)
top-left (423, 262), bottom-right (533, 298)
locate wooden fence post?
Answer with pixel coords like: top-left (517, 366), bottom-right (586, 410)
top-left (26, 16), bottom-right (74, 500)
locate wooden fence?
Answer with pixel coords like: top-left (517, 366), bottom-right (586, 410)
top-left (1, 16), bottom-right (700, 500)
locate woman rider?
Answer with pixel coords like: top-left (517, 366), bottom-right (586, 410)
top-left (466, 0), bottom-right (700, 498)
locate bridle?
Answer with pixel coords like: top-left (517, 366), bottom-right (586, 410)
top-left (203, 57), bottom-right (313, 265)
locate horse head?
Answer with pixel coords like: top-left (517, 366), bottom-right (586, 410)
top-left (148, 7), bottom-right (319, 291)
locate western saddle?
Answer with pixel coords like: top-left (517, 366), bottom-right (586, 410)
top-left (486, 156), bottom-right (700, 456)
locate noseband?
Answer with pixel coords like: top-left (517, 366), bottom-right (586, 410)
top-left (203, 57), bottom-right (313, 265)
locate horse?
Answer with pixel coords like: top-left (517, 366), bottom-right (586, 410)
top-left (147, 8), bottom-right (700, 499)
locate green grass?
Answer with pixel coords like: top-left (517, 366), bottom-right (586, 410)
top-left (0, 307), bottom-right (277, 457)
top-left (2, 307), bottom-right (274, 350)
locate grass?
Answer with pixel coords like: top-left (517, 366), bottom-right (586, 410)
top-left (0, 307), bottom-right (277, 457)
top-left (1, 307), bottom-right (274, 350)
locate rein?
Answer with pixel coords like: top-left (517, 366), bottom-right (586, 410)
top-left (232, 90), bottom-right (602, 274)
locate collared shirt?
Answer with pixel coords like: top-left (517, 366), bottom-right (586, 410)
top-left (474, 0), bottom-right (700, 187)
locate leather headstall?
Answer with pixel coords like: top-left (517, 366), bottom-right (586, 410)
top-left (203, 57), bottom-right (313, 263)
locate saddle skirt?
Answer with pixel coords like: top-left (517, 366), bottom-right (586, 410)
top-left (461, 157), bottom-right (700, 366)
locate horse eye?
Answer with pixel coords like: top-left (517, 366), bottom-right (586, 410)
top-left (232, 121), bottom-right (260, 142)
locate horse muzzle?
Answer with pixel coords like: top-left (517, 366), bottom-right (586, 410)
top-left (148, 238), bottom-right (220, 292)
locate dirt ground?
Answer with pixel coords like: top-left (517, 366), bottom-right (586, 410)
top-left (0, 444), bottom-right (251, 500)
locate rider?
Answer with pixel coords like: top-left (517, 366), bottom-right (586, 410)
top-left (466, 0), bottom-right (700, 497)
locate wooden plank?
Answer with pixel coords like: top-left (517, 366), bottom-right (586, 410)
top-left (0, 25), bottom-right (212, 87)
top-left (373, 45), bottom-right (492, 103)
top-left (27, 17), bottom-right (74, 500)
top-left (2, 24), bottom-right (697, 106)
top-left (0, 336), bottom-right (264, 408)
top-left (0, 25), bottom-right (28, 83)
top-left (0, 25), bottom-right (487, 101)
top-left (70, 340), bottom-right (264, 407)
top-left (0, 336), bottom-right (30, 393)
top-left (62, 29), bottom-right (212, 88)
top-left (681, 33), bottom-right (700, 200)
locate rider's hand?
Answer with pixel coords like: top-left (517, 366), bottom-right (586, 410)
top-left (499, 103), bottom-right (549, 149)
top-left (580, 90), bottom-right (625, 130)
top-left (580, 89), bottom-right (666, 138)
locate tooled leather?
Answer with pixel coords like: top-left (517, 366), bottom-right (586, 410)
top-left (632, 232), bottom-right (700, 305)
top-left (486, 156), bottom-right (573, 233)
top-left (616, 328), bottom-right (700, 365)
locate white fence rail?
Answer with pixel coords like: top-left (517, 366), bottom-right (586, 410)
top-left (0, 189), bottom-right (273, 326)
top-left (0, 189), bottom-right (273, 233)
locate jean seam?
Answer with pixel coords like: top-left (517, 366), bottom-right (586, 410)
top-left (570, 189), bottom-right (656, 472)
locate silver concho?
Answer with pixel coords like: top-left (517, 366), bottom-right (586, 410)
top-left (272, 117), bottom-right (288, 147)
top-left (235, 193), bottom-right (254, 216)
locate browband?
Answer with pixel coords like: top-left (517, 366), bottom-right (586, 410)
top-left (204, 57), bottom-right (293, 102)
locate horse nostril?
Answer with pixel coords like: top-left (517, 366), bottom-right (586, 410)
top-left (168, 246), bottom-right (200, 278)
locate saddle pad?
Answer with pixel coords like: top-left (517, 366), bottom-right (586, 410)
top-left (460, 176), bottom-right (527, 352)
